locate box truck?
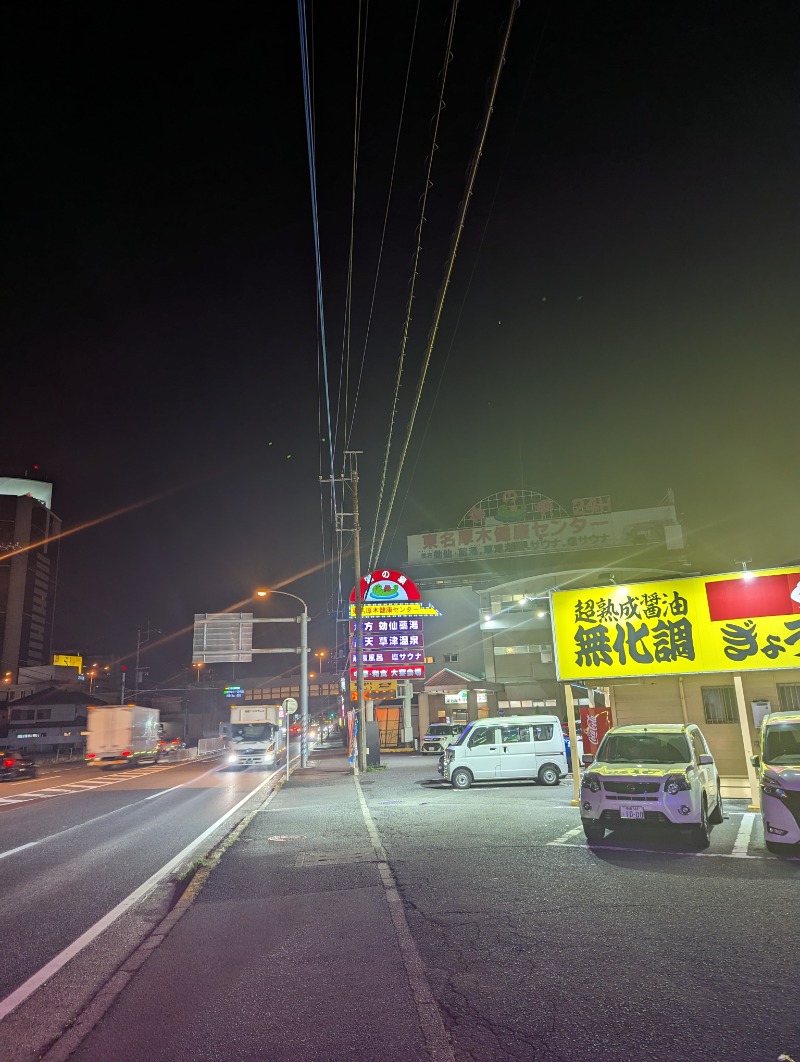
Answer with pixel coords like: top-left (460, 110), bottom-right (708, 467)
top-left (85, 704), bottom-right (162, 769)
top-left (221, 704), bottom-right (282, 769)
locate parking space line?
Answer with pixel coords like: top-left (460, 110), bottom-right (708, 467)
top-left (548, 826), bottom-right (584, 845)
top-left (732, 812), bottom-right (757, 857)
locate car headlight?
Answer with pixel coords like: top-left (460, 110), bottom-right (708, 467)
top-left (228, 753), bottom-right (239, 763)
top-left (761, 780), bottom-right (787, 799)
top-left (582, 772), bottom-right (601, 793)
top-left (445, 748), bottom-right (455, 762)
top-left (663, 773), bottom-right (691, 795)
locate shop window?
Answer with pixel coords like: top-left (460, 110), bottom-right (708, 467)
top-left (701, 686), bottom-right (738, 724)
top-left (777, 685), bottom-right (800, 711)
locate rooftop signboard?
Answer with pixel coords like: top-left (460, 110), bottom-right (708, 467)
top-left (552, 566), bottom-right (800, 681)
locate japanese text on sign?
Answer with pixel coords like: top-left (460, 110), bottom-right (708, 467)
top-left (552, 567), bottom-right (800, 681)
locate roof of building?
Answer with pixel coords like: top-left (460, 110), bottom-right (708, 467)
top-left (9, 686), bottom-right (113, 707)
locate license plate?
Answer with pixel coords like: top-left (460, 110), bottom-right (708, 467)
top-left (620, 805), bottom-right (645, 820)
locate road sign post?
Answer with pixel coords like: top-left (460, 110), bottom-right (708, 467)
top-left (282, 697), bottom-right (298, 781)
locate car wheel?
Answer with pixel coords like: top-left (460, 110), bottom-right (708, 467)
top-left (765, 840), bottom-right (789, 855)
top-left (538, 764), bottom-right (560, 787)
top-left (451, 767), bottom-right (473, 790)
top-left (689, 797), bottom-right (710, 849)
top-left (583, 823), bottom-right (605, 844)
top-left (708, 785), bottom-right (724, 825)
top-left (421, 749), bottom-right (427, 756)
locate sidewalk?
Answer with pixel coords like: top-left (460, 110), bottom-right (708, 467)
top-left (58, 746), bottom-right (443, 1062)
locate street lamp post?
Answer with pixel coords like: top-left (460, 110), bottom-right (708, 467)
top-left (257, 589), bottom-right (310, 769)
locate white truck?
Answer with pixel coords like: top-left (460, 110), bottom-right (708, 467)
top-left (221, 704), bottom-right (282, 770)
top-left (85, 704), bottom-right (162, 769)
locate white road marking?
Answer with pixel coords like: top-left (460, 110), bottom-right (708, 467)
top-left (0, 764), bottom-right (222, 860)
top-left (0, 841), bottom-right (39, 860)
top-left (548, 825), bottom-right (584, 845)
top-left (0, 760), bottom-right (206, 809)
top-left (732, 812), bottom-right (757, 857)
top-left (0, 764), bottom-right (283, 1021)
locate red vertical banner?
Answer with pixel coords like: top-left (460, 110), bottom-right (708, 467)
top-left (580, 706), bottom-right (612, 756)
top-left (347, 709), bottom-right (357, 764)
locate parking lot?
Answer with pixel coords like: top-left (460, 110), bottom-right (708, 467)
top-left (350, 754), bottom-right (800, 1062)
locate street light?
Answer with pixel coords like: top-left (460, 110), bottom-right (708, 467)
top-left (255, 589), bottom-right (310, 768)
top-left (193, 661), bottom-right (204, 684)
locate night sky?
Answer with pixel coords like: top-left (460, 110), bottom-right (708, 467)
top-left (4, 1), bottom-right (799, 680)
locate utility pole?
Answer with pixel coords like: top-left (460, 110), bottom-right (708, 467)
top-left (135, 622), bottom-right (161, 697)
top-left (322, 450), bottom-right (367, 773)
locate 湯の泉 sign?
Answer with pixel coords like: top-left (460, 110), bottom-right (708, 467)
top-left (552, 566), bottom-right (800, 681)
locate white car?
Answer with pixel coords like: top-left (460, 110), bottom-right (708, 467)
top-left (753, 710), bottom-right (800, 853)
top-left (580, 723), bottom-right (723, 848)
top-left (421, 723), bottom-right (466, 755)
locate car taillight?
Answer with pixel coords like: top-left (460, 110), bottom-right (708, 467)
top-left (3, 758), bottom-right (14, 768)
top-left (86, 752), bottom-right (96, 759)
top-left (121, 750), bottom-right (132, 758)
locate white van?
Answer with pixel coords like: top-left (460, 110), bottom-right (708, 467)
top-left (752, 710), bottom-right (800, 853)
top-left (441, 715), bottom-right (568, 790)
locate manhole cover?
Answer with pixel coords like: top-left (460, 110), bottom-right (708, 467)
top-left (267, 835), bottom-right (306, 842)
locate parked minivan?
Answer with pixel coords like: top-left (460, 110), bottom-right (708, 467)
top-left (752, 710), bottom-right (800, 853)
top-left (441, 715), bottom-right (568, 790)
top-left (421, 722), bottom-right (466, 755)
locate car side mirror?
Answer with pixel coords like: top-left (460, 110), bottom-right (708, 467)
top-left (750, 754), bottom-right (760, 768)
top-left (581, 753), bottom-right (594, 766)
top-left (698, 754), bottom-right (714, 765)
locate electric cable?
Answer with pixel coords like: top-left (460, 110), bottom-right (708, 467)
top-left (345, 0), bottom-right (421, 449)
top-left (368, 0), bottom-right (460, 570)
top-left (371, 0), bottom-right (521, 565)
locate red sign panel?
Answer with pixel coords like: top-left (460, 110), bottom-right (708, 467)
top-left (351, 665), bottom-right (426, 681)
top-left (705, 572), bottom-right (800, 622)
top-left (579, 706), bottom-right (613, 756)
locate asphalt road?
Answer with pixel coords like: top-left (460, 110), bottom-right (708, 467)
top-left (0, 748), bottom-right (298, 1007)
top-left (359, 758), bottom-right (800, 1062)
top-left (3, 750), bottom-right (799, 1061)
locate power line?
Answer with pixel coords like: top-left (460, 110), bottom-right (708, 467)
top-left (297, 0), bottom-right (337, 507)
top-left (371, 0), bottom-right (521, 565)
top-left (369, 0), bottom-right (460, 570)
top-left (346, 0), bottom-right (422, 450)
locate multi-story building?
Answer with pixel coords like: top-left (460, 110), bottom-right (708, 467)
top-left (0, 477), bottom-right (60, 680)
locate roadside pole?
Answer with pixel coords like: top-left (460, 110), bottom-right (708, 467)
top-left (351, 459), bottom-right (367, 774)
top-left (733, 674), bottom-right (761, 811)
top-left (564, 684), bottom-right (581, 807)
top-left (300, 608), bottom-right (309, 768)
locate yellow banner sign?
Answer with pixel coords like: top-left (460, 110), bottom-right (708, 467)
top-left (552, 566), bottom-right (800, 681)
top-left (348, 602), bottom-right (440, 618)
top-left (53, 654), bottom-right (83, 669)
top-left (350, 679), bottom-right (398, 701)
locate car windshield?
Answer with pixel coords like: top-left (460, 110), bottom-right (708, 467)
top-left (763, 723), bottom-right (800, 765)
top-left (231, 724), bottom-right (275, 742)
top-left (596, 732), bottom-right (691, 765)
top-left (427, 725), bottom-right (454, 736)
top-left (452, 723), bottom-right (475, 746)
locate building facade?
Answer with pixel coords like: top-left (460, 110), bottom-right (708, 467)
top-left (0, 478), bottom-right (61, 680)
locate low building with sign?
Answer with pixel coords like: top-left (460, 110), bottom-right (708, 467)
top-left (551, 566), bottom-right (800, 796)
